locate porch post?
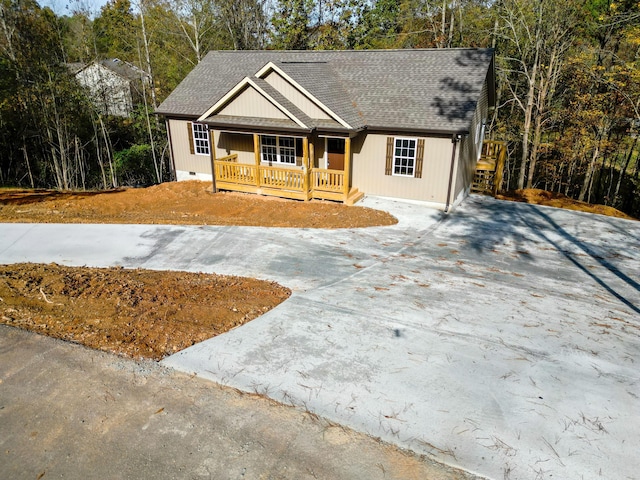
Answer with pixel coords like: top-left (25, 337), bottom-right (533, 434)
top-left (343, 136), bottom-right (351, 198)
top-left (253, 133), bottom-right (261, 187)
top-left (208, 127), bottom-right (217, 193)
top-left (303, 136), bottom-right (310, 201)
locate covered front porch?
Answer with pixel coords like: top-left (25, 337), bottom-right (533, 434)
top-left (210, 131), bottom-right (364, 205)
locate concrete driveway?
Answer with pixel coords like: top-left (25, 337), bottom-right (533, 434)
top-left (1, 195), bottom-right (638, 480)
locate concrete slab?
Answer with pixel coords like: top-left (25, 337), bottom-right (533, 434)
top-left (0, 325), bottom-right (475, 480)
top-left (1, 195), bottom-right (638, 480)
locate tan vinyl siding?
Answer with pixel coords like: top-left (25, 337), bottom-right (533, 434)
top-left (352, 133), bottom-right (454, 204)
top-left (214, 132), bottom-right (255, 164)
top-left (168, 119), bottom-right (212, 175)
top-left (218, 86), bottom-right (289, 119)
top-left (313, 136), bottom-right (325, 168)
top-left (263, 71), bottom-right (332, 120)
top-left (453, 79), bottom-right (489, 200)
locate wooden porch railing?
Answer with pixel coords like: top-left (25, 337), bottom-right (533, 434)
top-left (214, 160), bottom-right (348, 202)
top-left (214, 156), bottom-right (258, 185)
top-left (311, 169), bottom-right (344, 193)
top-left (215, 159), bottom-right (308, 199)
top-left (472, 140), bottom-right (507, 196)
top-left (260, 166), bottom-right (305, 190)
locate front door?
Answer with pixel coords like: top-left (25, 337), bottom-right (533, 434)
top-left (326, 138), bottom-right (345, 171)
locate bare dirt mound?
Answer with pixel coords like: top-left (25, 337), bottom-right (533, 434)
top-left (0, 263), bottom-right (291, 360)
top-left (497, 188), bottom-right (635, 220)
top-left (0, 181), bottom-right (397, 228)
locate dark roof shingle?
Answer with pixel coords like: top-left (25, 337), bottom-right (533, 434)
top-left (157, 49), bottom-right (494, 134)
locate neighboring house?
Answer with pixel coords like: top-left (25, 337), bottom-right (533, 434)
top-left (156, 48), bottom-right (495, 209)
top-left (72, 59), bottom-right (151, 117)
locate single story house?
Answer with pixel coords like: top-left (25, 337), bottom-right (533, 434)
top-left (72, 59), bottom-right (151, 117)
top-left (156, 48), bottom-right (496, 210)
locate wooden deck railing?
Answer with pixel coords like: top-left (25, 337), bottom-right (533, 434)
top-left (215, 157), bottom-right (257, 186)
top-left (472, 140), bottom-right (507, 196)
top-left (260, 166), bottom-right (305, 190)
top-left (480, 140), bottom-right (505, 165)
top-left (311, 169), bottom-right (344, 193)
top-left (214, 160), bottom-right (348, 201)
top-left (215, 159), bottom-right (306, 192)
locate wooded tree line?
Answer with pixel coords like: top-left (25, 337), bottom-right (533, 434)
top-left (1, 0), bottom-right (639, 216)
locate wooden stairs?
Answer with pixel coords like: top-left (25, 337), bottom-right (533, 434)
top-left (472, 140), bottom-right (507, 196)
top-left (346, 188), bottom-right (365, 206)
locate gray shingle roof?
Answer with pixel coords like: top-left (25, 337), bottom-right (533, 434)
top-left (274, 61), bottom-right (365, 129)
top-left (157, 49), bottom-right (494, 134)
top-left (250, 77), bottom-right (314, 128)
top-left (70, 59), bottom-right (150, 81)
top-left (100, 59), bottom-right (149, 81)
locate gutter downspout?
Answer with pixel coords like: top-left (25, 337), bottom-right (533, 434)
top-left (444, 134), bottom-right (461, 213)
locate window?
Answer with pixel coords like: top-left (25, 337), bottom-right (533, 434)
top-left (393, 138), bottom-right (417, 176)
top-left (191, 123), bottom-right (210, 156)
top-left (260, 135), bottom-right (297, 164)
top-left (261, 135), bottom-right (277, 162)
top-left (385, 137), bottom-right (424, 178)
top-left (279, 136), bottom-right (295, 164)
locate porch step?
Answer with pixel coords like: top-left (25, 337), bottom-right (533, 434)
top-left (346, 188), bottom-right (365, 206)
top-left (471, 140), bottom-right (507, 197)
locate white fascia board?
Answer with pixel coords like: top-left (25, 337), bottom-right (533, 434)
top-left (197, 77), bottom-right (308, 129)
top-left (197, 78), bottom-right (251, 122)
top-left (256, 62), bottom-right (352, 129)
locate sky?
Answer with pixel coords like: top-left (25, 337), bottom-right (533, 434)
top-left (39, 0), bottom-right (111, 17)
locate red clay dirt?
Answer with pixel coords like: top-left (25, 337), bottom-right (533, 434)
top-left (0, 180), bottom-right (398, 228)
top-left (497, 188), bottom-right (635, 220)
top-left (0, 263), bottom-right (290, 361)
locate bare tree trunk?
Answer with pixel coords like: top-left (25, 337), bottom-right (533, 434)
top-left (491, 14), bottom-right (499, 49)
top-left (139, 1), bottom-right (158, 111)
top-left (21, 137), bottom-right (35, 188)
top-left (93, 120), bottom-right (108, 189)
top-left (137, 43), bottom-right (161, 183)
top-left (440, 0), bottom-right (446, 48)
top-left (74, 136), bottom-right (86, 190)
top-left (526, 47), bottom-right (559, 189)
top-left (98, 115), bottom-right (117, 188)
top-left (518, 56), bottom-right (538, 189)
top-left (527, 113), bottom-right (542, 189)
top-left (565, 151), bottom-right (578, 196)
top-left (447, 0), bottom-right (455, 47)
top-left (46, 126), bottom-right (64, 190)
top-left (579, 136), bottom-right (601, 202)
top-left (614, 136), bottom-right (637, 203)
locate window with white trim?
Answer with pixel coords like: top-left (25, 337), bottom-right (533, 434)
top-left (260, 135), bottom-right (297, 164)
top-left (261, 135), bottom-right (277, 162)
top-left (191, 123), bottom-right (210, 156)
top-left (393, 138), bottom-right (417, 176)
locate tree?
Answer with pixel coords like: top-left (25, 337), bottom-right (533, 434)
top-left (494, 0), bottom-right (581, 189)
top-left (93, 0), bottom-right (136, 61)
top-left (219, 0), bottom-right (267, 50)
top-left (270, 0), bottom-right (314, 49)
